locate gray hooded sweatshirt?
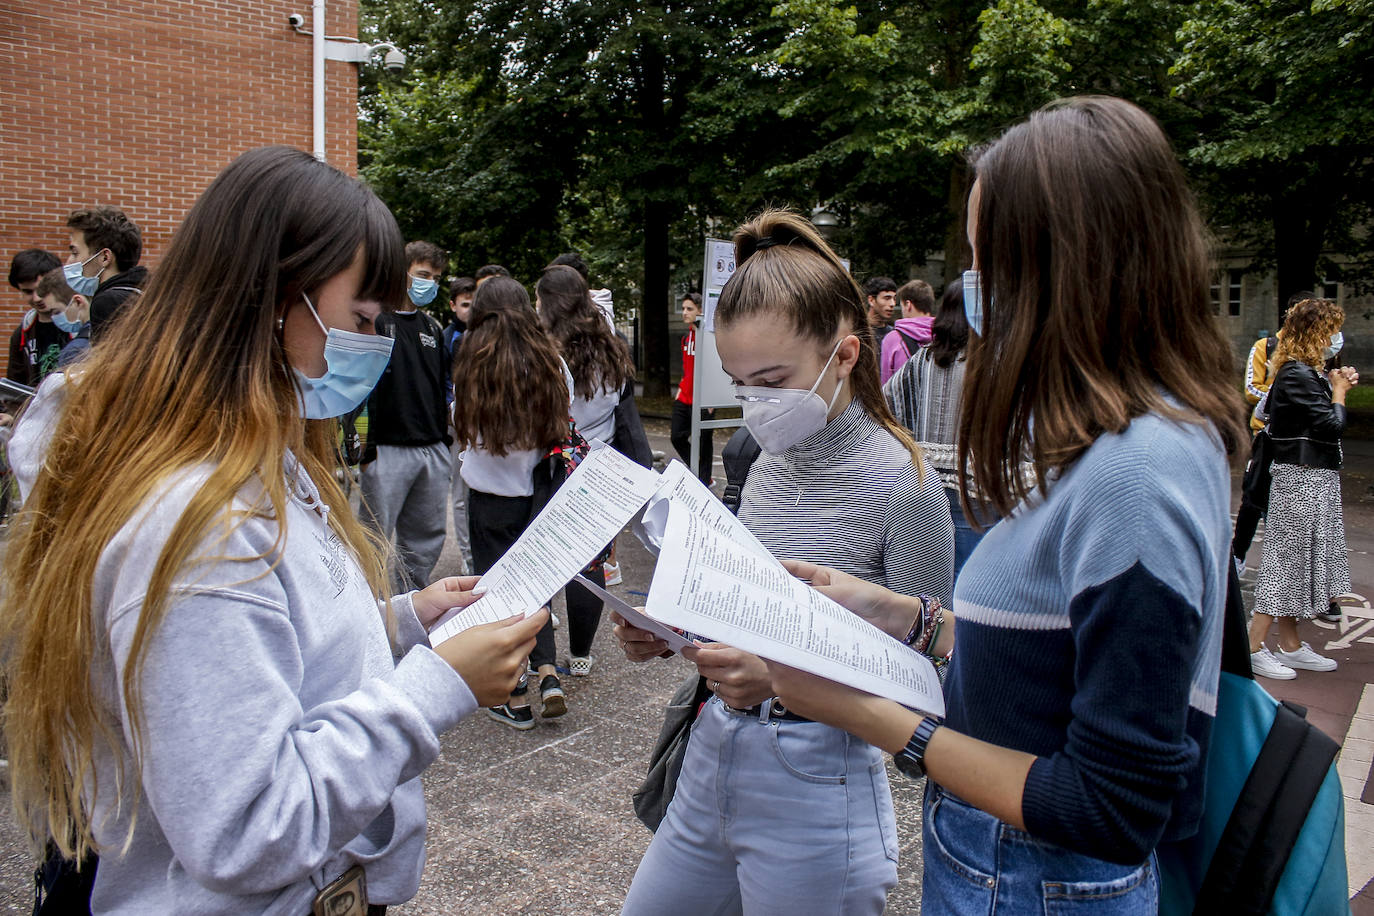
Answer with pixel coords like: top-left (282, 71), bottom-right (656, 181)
top-left (10, 375), bottom-right (477, 914)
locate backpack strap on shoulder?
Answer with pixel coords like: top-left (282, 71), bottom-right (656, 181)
top-left (720, 427), bottom-right (762, 517)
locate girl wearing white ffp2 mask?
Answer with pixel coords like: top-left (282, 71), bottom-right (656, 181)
top-left (616, 209), bottom-right (955, 916)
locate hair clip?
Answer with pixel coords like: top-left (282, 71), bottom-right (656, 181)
top-left (754, 236), bottom-right (780, 250)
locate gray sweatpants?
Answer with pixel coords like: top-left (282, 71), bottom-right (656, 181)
top-left (359, 442), bottom-right (451, 590)
top-left (450, 441), bottom-right (473, 576)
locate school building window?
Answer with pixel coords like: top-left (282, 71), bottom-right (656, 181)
top-left (1211, 269), bottom-right (1243, 316)
top-left (1227, 270), bottom-right (1243, 316)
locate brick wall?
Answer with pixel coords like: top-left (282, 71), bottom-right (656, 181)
top-left (0, 0), bottom-right (359, 327)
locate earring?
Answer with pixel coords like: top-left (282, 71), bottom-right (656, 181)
top-left (277, 316), bottom-right (284, 331)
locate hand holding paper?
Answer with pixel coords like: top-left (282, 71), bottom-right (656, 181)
top-left (427, 443), bottom-right (660, 645)
top-left (645, 501), bottom-right (945, 716)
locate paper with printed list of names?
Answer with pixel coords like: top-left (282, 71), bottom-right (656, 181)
top-left (426, 442), bottom-right (660, 643)
top-left (645, 494), bottom-right (946, 716)
top-left (635, 459), bottom-right (774, 562)
top-left (428, 445), bottom-right (944, 716)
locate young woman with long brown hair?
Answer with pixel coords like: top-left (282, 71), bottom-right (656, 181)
top-left (452, 275), bottom-right (579, 727)
top-left (616, 209), bottom-right (954, 915)
top-left (534, 263), bottom-right (637, 676)
top-left (764, 97), bottom-right (1247, 913)
top-left (1, 146), bottom-right (543, 914)
top-left (1247, 297), bottom-right (1358, 679)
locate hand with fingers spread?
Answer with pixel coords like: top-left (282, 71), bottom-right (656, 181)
top-left (611, 611), bottom-right (672, 662)
top-left (411, 575), bottom-right (484, 628)
top-left (432, 609), bottom-right (548, 707)
top-left (684, 642), bottom-right (773, 709)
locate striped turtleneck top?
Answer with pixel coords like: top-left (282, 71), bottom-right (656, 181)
top-left (739, 399), bottom-right (955, 603)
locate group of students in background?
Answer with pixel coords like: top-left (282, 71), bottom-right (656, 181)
top-left (0, 93), bottom-right (1359, 915)
top-left (335, 239), bottom-right (654, 732)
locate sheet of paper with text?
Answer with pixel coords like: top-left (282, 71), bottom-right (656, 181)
top-left (427, 443), bottom-right (660, 645)
top-left (646, 500), bottom-right (946, 715)
top-left (635, 460), bottom-right (773, 560)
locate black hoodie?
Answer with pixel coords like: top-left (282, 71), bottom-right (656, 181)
top-left (89, 264), bottom-right (150, 341)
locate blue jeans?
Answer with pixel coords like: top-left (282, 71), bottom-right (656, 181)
top-left (948, 488), bottom-right (986, 580)
top-left (922, 783), bottom-right (1159, 915)
top-left (622, 697), bottom-right (898, 915)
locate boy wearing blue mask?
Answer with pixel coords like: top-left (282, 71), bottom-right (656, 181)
top-left (357, 240), bottom-right (455, 588)
top-left (65, 206), bottom-right (147, 342)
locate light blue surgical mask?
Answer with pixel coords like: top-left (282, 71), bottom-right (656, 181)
top-left (1323, 332), bottom-right (1344, 362)
top-left (51, 307), bottom-right (84, 334)
top-left (962, 269), bottom-right (984, 337)
top-left (408, 275), bottom-right (439, 307)
top-left (292, 292), bottom-right (394, 419)
top-left (63, 252), bottom-right (103, 298)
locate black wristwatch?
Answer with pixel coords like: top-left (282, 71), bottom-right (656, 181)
top-left (893, 715), bottom-right (942, 779)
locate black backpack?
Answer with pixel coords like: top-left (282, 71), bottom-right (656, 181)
top-left (720, 426), bottom-right (762, 515)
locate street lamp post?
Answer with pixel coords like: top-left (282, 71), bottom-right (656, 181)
top-left (288, 5), bottom-right (406, 161)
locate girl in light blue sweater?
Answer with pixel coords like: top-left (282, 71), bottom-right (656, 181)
top-left (766, 97), bottom-right (1247, 914)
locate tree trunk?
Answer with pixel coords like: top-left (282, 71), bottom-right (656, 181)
top-left (941, 159), bottom-right (971, 287)
top-left (1271, 185), bottom-right (1324, 326)
top-left (641, 199), bottom-right (672, 397)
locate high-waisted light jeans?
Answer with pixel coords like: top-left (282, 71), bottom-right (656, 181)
top-left (622, 696), bottom-right (898, 916)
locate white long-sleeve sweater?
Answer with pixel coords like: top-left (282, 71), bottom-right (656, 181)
top-left (10, 378), bottom-right (476, 914)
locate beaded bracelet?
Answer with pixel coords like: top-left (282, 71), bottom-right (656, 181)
top-left (902, 596), bottom-right (944, 655)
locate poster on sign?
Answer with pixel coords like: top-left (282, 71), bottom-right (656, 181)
top-left (708, 239), bottom-right (735, 291)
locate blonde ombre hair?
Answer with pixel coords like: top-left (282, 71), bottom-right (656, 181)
top-left (1, 147), bottom-right (406, 862)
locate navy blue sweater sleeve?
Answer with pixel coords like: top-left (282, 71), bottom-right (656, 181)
top-left (1020, 562), bottom-right (1203, 864)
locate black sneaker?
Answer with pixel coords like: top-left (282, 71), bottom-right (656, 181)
top-left (1319, 601), bottom-right (1344, 623)
top-left (487, 703), bottom-right (535, 730)
top-left (540, 675), bottom-right (567, 718)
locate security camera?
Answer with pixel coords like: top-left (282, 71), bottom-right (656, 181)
top-left (382, 47), bottom-right (406, 71)
top-left (287, 13), bottom-right (305, 29)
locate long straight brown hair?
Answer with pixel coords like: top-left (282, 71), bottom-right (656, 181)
top-left (537, 264), bottom-right (635, 399)
top-left (1, 146), bottom-right (406, 860)
top-left (451, 276), bottom-right (569, 455)
top-left (959, 96), bottom-right (1246, 518)
top-left (717, 208), bottom-right (921, 464)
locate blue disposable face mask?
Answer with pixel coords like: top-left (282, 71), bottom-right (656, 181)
top-left (51, 304), bottom-right (84, 334)
top-left (408, 274), bottom-right (438, 307)
top-left (63, 252), bottom-right (103, 298)
top-left (962, 269), bottom-right (984, 337)
top-left (1323, 332), bottom-right (1344, 362)
top-left (292, 292), bottom-right (394, 419)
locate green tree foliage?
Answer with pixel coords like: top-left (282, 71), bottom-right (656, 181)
top-left (358, 0), bottom-right (1373, 378)
top-left (1172, 0), bottom-right (1374, 313)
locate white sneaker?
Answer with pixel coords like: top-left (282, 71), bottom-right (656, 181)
top-left (604, 562), bottom-right (623, 587)
top-left (1250, 647), bottom-right (1296, 680)
top-left (570, 655), bottom-right (594, 677)
top-left (1274, 642), bottom-right (1337, 672)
